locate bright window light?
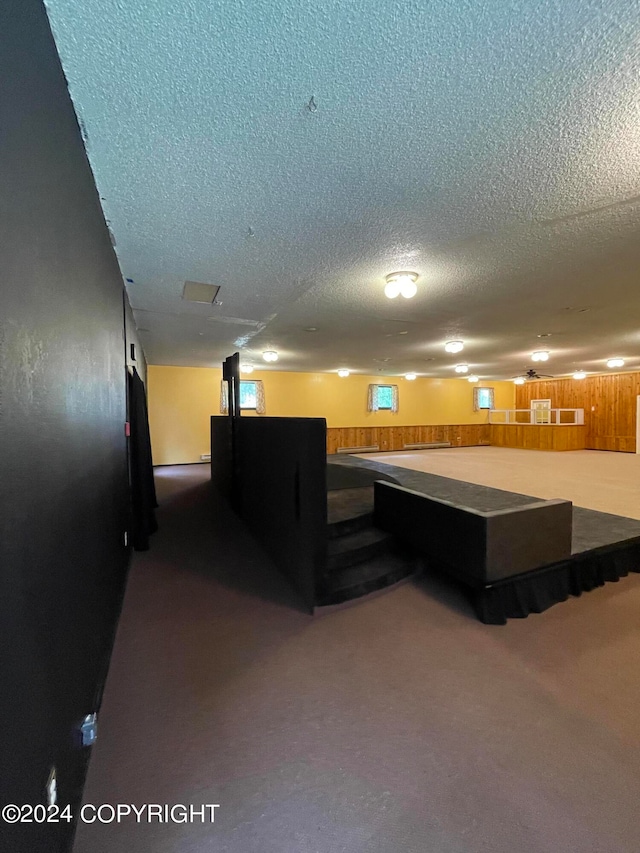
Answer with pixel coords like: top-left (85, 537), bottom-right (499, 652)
top-left (377, 385), bottom-right (394, 409)
top-left (239, 381), bottom-right (257, 409)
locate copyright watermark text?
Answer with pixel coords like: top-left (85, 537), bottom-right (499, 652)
top-left (2, 803), bottom-right (220, 824)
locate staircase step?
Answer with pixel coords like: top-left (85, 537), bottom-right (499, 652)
top-left (327, 485), bottom-right (374, 522)
top-left (317, 552), bottom-right (417, 606)
top-left (327, 527), bottom-right (393, 570)
top-left (328, 511), bottom-right (374, 539)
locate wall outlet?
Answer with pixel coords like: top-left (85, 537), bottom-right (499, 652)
top-left (200, 454), bottom-right (211, 462)
top-left (46, 767), bottom-right (57, 806)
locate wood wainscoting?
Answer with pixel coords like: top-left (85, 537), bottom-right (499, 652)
top-left (326, 424), bottom-right (491, 454)
top-left (516, 373), bottom-right (640, 452)
top-left (490, 424), bottom-right (586, 451)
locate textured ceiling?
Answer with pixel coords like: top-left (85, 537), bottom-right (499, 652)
top-left (45, 0), bottom-right (640, 379)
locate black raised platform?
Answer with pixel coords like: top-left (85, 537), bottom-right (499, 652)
top-left (330, 454), bottom-right (640, 623)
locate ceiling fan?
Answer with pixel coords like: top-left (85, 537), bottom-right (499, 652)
top-left (516, 367), bottom-right (555, 380)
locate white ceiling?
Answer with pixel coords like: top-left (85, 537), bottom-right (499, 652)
top-left (45, 0), bottom-right (640, 379)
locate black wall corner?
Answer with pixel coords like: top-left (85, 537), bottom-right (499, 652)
top-left (0, 2), bottom-right (132, 851)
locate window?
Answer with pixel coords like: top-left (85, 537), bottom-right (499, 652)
top-left (239, 380), bottom-right (257, 410)
top-left (377, 385), bottom-right (394, 410)
top-left (367, 383), bottom-right (399, 413)
top-left (474, 387), bottom-right (495, 410)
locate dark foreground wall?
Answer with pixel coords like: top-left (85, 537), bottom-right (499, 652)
top-left (0, 3), bottom-right (131, 851)
top-left (211, 417), bottom-right (327, 610)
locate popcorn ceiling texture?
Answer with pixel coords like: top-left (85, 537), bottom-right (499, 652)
top-left (44, 0), bottom-right (640, 376)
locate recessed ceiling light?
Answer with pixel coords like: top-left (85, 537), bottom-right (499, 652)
top-left (240, 364), bottom-right (254, 374)
top-left (384, 271), bottom-right (419, 299)
top-left (304, 327), bottom-right (318, 332)
top-left (467, 374), bottom-right (479, 382)
top-left (262, 350), bottom-right (278, 362)
top-left (606, 357), bottom-right (624, 368)
top-left (445, 340), bottom-right (464, 354)
top-left (514, 376), bottom-right (526, 385)
top-left (531, 350), bottom-right (550, 362)
top-left (337, 369), bottom-right (350, 378)
top-left (573, 371), bottom-right (586, 379)
top-left (405, 373), bottom-right (417, 380)
top-left (537, 333), bottom-right (552, 338)
top-left (454, 363), bottom-right (469, 374)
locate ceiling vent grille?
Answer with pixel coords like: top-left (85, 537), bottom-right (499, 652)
top-left (182, 281), bottom-right (220, 304)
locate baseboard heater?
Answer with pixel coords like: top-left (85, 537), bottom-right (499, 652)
top-left (336, 445), bottom-right (380, 454)
top-left (402, 442), bottom-right (451, 450)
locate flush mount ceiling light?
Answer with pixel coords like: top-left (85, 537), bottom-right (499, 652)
top-left (454, 363), bottom-right (469, 374)
top-left (445, 340), bottom-right (464, 354)
top-left (467, 374), bottom-right (479, 383)
top-left (606, 357), bottom-right (624, 368)
top-left (573, 371), bottom-right (586, 379)
top-left (262, 350), bottom-right (278, 362)
top-left (337, 369), bottom-right (350, 378)
top-left (514, 376), bottom-right (526, 385)
top-left (405, 373), bottom-right (417, 380)
top-left (240, 364), bottom-right (254, 374)
top-left (531, 350), bottom-right (550, 362)
top-left (384, 271), bottom-right (419, 299)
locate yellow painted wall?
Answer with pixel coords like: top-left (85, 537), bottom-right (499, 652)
top-left (148, 365), bottom-right (515, 465)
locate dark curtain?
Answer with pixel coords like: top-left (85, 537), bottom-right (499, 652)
top-left (128, 368), bottom-right (158, 550)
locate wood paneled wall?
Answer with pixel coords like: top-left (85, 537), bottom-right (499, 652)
top-left (327, 424), bottom-right (491, 454)
top-left (490, 425), bottom-right (585, 451)
top-left (516, 372), bottom-right (640, 452)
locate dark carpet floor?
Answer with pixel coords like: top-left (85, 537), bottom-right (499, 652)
top-left (74, 464), bottom-right (640, 853)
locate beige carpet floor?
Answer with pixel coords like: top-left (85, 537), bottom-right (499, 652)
top-left (73, 465), bottom-right (640, 853)
top-left (357, 448), bottom-right (640, 520)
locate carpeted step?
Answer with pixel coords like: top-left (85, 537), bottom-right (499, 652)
top-left (327, 527), bottom-right (393, 570)
top-left (328, 511), bottom-right (374, 539)
top-left (316, 552), bottom-right (417, 606)
top-left (328, 484), bottom-right (373, 519)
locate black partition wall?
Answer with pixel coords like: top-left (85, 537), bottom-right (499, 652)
top-left (211, 416), bottom-right (327, 610)
top-left (0, 3), bottom-right (132, 851)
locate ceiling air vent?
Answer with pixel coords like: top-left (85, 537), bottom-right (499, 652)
top-left (182, 281), bottom-right (220, 304)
